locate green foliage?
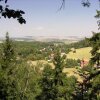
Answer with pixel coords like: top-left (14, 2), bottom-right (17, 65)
top-left (0, 38), bottom-right (91, 62)
top-left (90, 74), bottom-right (100, 100)
top-left (14, 61), bottom-right (42, 100)
top-left (66, 38), bottom-right (90, 49)
top-left (89, 33), bottom-right (100, 67)
top-left (36, 51), bottom-right (77, 100)
top-left (75, 64), bottom-right (100, 99)
top-left (95, 10), bottom-right (100, 18)
top-left (95, 10), bottom-right (100, 29)
top-left (14, 41), bottom-right (53, 60)
top-left (0, 33), bottom-right (99, 100)
top-left (65, 59), bottom-right (79, 68)
top-left (1, 33), bottom-right (15, 69)
top-left (0, 33), bottom-right (17, 100)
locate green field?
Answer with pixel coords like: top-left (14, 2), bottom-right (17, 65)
top-left (67, 47), bottom-right (92, 61)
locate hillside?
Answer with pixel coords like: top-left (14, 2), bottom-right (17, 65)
top-left (67, 47), bottom-right (92, 61)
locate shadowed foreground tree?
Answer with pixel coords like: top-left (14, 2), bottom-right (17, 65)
top-left (36, 51), bottom-right (77, 100)
top-left (0, 33), bottom-right (42, 100)
top-left (0, 33), bottom-right (17, 99)
top-left (74, 33), bottom-right (100, 100)
top-left (0, 0), bottom-right (26, 24)
top-left (89, 32), bottom-right (100, 67)
top-left (75, 67), bottom-right (100, 100)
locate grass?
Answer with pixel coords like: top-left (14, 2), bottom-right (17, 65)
top-left (63, 68), bottom-right (83, 82)
top-left (67, 47), bottom-right (92, 61)
top-left (28, 60), bottom-right (54, 68)
top-left (28, 60), bottom-right (82, 82)
top-left (27, 47), bottom-right (92, 82)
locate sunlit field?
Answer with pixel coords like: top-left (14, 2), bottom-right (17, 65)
top-left (67, 47), bottom-right (92, 61)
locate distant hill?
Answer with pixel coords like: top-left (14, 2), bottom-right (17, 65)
top-left (0, 35), bottom-right (84, 43)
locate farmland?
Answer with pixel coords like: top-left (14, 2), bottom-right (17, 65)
top-left (67, 47), bottom-right (92, 60)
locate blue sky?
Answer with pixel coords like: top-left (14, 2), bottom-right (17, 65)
top-left (0, 0), bottom-right (99, 37)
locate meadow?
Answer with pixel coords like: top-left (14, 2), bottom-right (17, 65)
top-left (67, 47), bottom-right (92, 61)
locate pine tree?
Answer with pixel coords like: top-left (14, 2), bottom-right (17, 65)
top-left (74, 33), bottom-right (100, 100)
top-left (36, 50), bottom-right (77, 100)
top-left (0, 32), bottom-right (17, 100)
top-left (89, 32), bottom-right (100, 67)
top-left (1, 32), bottom-right (15, 69)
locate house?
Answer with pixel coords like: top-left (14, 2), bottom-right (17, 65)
top-left (80, 59), bottom-right (89, 68)
top-left (61, 52), bottom-right (66, 57)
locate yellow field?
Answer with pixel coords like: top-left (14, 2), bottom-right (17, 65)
top-left (63, 68), bottom-right (83, 82)
top-left (28, 60), bottom-right (54, 68)
top-left (67, 47), bottom-right (92, 61)
top-left (28, 60), bottom-right (82, 82)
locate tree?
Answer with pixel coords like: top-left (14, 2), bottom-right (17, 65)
top-left (0, 0), bottom-right (26, 24)
top-left (74, 33), bottom-right (100, 100)
top-left (89, 32), bottom-right (100, 67)
top-left (36, 50), bottom-right (77, 100)
top-left (0, 32), bottom-right (17, 100)
top-left (74, 67), bottom-right (100, 100)
top-left (95, 10), bottom-right (100, 29)
top-left (1, 32), bottom-right (15, 69)
top-left (0, 35), bottom-right (42, 99)
top-left (13, 60), bottom-right (42, 100)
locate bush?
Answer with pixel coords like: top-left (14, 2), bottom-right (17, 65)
top-left (65, 59), bottom-right (79, 68)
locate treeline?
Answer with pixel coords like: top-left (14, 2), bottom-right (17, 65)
top-left (14, 41), bottom-right (61, 60)
top-left (65, 59), bottom-right (80, 68)
top-left (65, 38), bottom-right (90, 49)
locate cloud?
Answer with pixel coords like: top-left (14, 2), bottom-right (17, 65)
top-left (35, 26), bottom-right (44, 31)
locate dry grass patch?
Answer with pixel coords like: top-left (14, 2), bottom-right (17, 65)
top-left (63, 68), bottom-right (83, 82)
top-left (67, 47), bottom-right (92, 61)
top-left (28, 60), bottom-right (83, 82)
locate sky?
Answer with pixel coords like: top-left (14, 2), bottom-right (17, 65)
top-left (0, 0), bottom-right (99, 38)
